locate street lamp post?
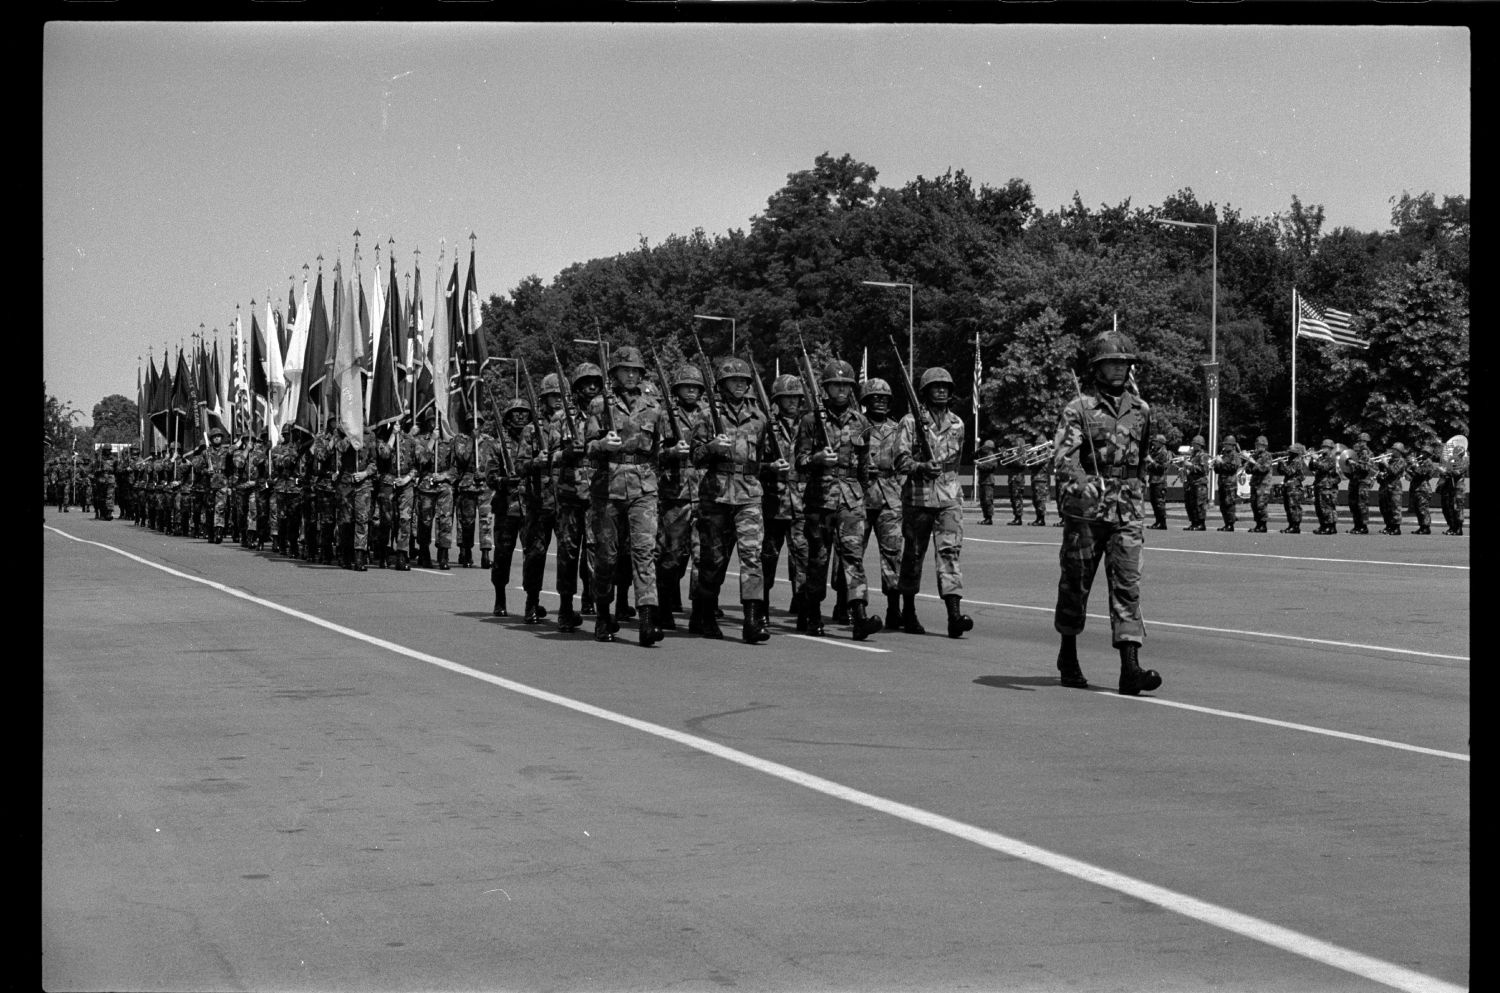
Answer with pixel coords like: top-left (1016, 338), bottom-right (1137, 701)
top-left (1157, 219), bottom-right (1218, 500)
top-left (692, 314), bottom-right (736, 353)
top-left (861, 280), bottom-right (914, 374)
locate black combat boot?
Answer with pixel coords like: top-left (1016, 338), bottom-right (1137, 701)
top-left (394, 550), bottom-right (409, 571)
top-left (1217, 523), bottom-right (1235, 532)
top-left (850, 600), bottom-right (882, 642)
top-left (1034, 517), bottom-right (1052, 527)
top-left (1057, 635), bottom-right (1089, 689)
top-left (802, 602), bottom-right (826, 637)
top-left (792, 592), bottom-right (809, 632)
top-left (481, 550), bottom-right (492, 569)
top-left (899, 593), bottom-right (925, 635)
top-left (353, 550), bottom-right (367, 572)
top-left (831, 587), bottom-right (849, 625)
top-left (417, 545), bottom-right (432, 569)
top-left (655, 603), bottom-right (677, 631)
top-left (580, 594), bottom-right (596, 616)
top-left (436, 547), bottom-right (450, 570)
top-left (742, 601), bottom-right (770, 644)
top-left (557, 597), bottom-right (582, 632)
top-left (492, 586), bottom-right (507, 617)
top-left (524, 595), bottom-right (543, 624)
top-left (1416, 526), bottom-right (1431, 535)
top-left (885, 594), bottom-right (902, 632)
top-left (1118, 643), bottom-right (1162, 696)
top-left (594, 609), bottom-right (616, 643)
top-left (639, 608), bottom-right (663, 647)
top-left (1008, 515), bottom-right (1022, 526)
top-left (943, 595), bottom-right (973, 638)
top-left (1251, 523), bottom-right (1267, 533)
top-left (755, 600), bottom-right (772, 641)
top-left (694, 598), bottom-right (724, 640)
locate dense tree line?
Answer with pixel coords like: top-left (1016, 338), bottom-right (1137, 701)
top-left (481, 153), bottom-right (1468, 450)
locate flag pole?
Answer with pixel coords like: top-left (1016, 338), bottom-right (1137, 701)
top-left (470, 231), bottom-right (479, 466)
top-left (1290, 287), bottom-right (1298, 448)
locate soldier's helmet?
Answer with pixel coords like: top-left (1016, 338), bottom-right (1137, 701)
top-left (1357, 432), bottom-right (1371, 443)
top-left (918, 367), bottom-right (954, 392)
top-left (1222, 435), bottom-right (1238, 448)
top-left (571, 362), bottom-right (604, 386)
top-left (715, 357), bottom-right (752, 384)
top-left (771, 373), bottom-right (804, 400)
top-left (980, 439), bottom-right (996, 451)
top-left (1154, 434), bottom-right (1167, 444)
top-left (860, 377), bottom-right (892, 399)
top-left (672, 364), bottom-right (706, 390)
top-left (608, 346), bottom-right (646, 372)
top-left (210, 427), bottom-right (226, 442)
top-left (504, 398), bottom-right (533, 417)
top-left (1087, 330), bottom-right (1137, 365)
top-left (820, 359), bottom-right (857, 386)
top-left (539, 373), bottom-right (562, 396)
top-left (1255, 435), bottom-right (1269, 447)
top-left (1321, 438), bottom-right (1334, 449)
top-left (1291, 443), bottom-right (1307, 455)
top-left (1192, 435), bottom-right (1206, 447)
top-left (1392, 441), bottom-right (1407, 453)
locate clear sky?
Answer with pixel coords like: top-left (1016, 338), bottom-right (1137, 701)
top-left (43, 21), bottom-right (1469, 423)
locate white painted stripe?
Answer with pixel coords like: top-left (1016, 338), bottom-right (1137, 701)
top-left (922, 594), bottom-right (1470, 663)
top-left (965, 536), bottom-right (1470, 571)
top-left (783, 633), bottom-right (891, 654)
top-left (1101, 695), bottom-right (1469, 762)
top-left (45, 525), bottom-right (1465, 993)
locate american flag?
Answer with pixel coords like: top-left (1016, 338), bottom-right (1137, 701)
top-left (1297, 293), bottom-right (1368, 349)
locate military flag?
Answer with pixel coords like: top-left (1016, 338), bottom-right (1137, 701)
top-left (210, 334), bottom-right (229, 438)
top-left (333, 259), bottom-right (366, 445)
top-left (249, 301), bottom-right (269, 438)
top-left (366, 251), bottom-right (386, 418)
top-left (141, 357), bottom-right (157, 454)
top-left (368, 249), bottom-right (404, 430)
top-left (148, 352), bottom-right (172, 442)
top-left (281, 271), bottom-right (310, 428)
top-left (295, 269), bottom-right (331, 435)
top-left (172, 348), bottom-right (195, 449)
top-left (430, 253), bottom-right (453, 436)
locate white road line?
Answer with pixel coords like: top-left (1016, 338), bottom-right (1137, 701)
top-left (45, 525), bottom-right (1465, 993)
top-left (966, 536), bottom-right (1470, 571)
top-left (783, 633), bottom-right (891, 653)
top-left (1102, 695), bottom-right (1469, 762)
top-left (925, 595), bottom-right (1470, 663)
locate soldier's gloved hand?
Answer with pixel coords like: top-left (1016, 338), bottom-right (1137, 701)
top-left (812, 447), bottom-right (839, 467)
top-left (601, 431), bottom-right (624, 452)
top-left (708, 434), bottom-right (733, 456)
top-left (671, 439), bottom-right (691, 457)
top-left (769, 457), bottom-right (791, 474)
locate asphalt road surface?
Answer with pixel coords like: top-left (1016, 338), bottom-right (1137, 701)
top-left (42, 508), bottom-right (1468, 993)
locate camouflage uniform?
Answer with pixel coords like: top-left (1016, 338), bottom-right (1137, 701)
top-left (1344, 437), bottom-right (1374, 534)
top-left (92, 449), bottom-right (117, 520)
top-left (861, 399), bottom-right (906, 614)
top-left (586, 367), bottom-right (665, 626)
top-left (692, 363), bottom-right (771, 639)
top-left (310, 429), bottom-right (342, 561)
top-left (1310, 441), bottom-right (1341, 533)
top-left (517, 413), bottom-right (557, 613)
top-left (896, 406), bottom-right (966, 598)
top-left (551, 390), bottom-right (597, 623)
top-left (1244, 438), bottom-right (1274, 532)
top-left (297, 435), bottom-right (321, 558)
top-left (1277, 447), bottom-right (1307, 533)
top-left (1028, 436), bottom-right (1053, 526)
top-left (761, 387), bottom-right (809, 620)
top-left (795, 384), bottom-right (871, 619)
top-left (335, 430), bottom-right (375, 566)
top-left (656, 378), bottom-right (707, 624)
top-left (975, 440), bottom-right (995, 524)
top-left (272, 439), bottom-right (305, 555)
top-left (487, 417), bottom-right (534, 614)
top-left (202, 437), bottom-right (233, 539)
top-left (1375, 445), bottom-right (1408, 534)
top-left (414, 426), bottom-right (456, 566)
top-left (1180, 440), bottom-right (1209, 530)
top-left (1144, 437), bottom-right (1171, 529)
top-left (1211, 437), bottom-right (1241, 530)
top-left (1438, 450), bottom-right (1468, 534)
top-left (373, 428), bottom-right (416, 567)
top-left (450, 427), bottom-right (489, 567)
top-left (1004, 442), bottom-right (1026, 524)
top-left (1406, 447), bottom-right (1440, 535)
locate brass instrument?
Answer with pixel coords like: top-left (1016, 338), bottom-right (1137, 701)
top-left (1021, 442), bottom-right (1054, 467)
top-left (1441, 434), bottom-right (1468, 470)
top-left (1370, 452), bottom-right (1395, 466)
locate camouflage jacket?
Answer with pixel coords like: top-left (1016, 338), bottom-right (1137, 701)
top-left (896, 406), bottom-right (965, 509)
top-left (1344, 446), bottom-right (1374, 485)
top-left (1144, 443), bottom-right (1172, 481)
top-left (1277, 454), bottom-right (1307, 490)
top-left (658, 403), bottom-right (707, 503)
top-left (863, 418), bottom-right (905, 511)
top-left (692, 396), bottom-right (769, 506)
top-left (1436, 453), bottom-right (1468, 490)
top-left (1311, 450), bottom-right (1340, 490)
top-left (762, 415), bottom-right (805, 520)
top-left (486, 428), bottom-right (536, 518)
top-left (585, 387), bottom-right (663, 500)
top-left (374, 433), bottom-right (417, 487)
top-left (796, 403), bottom-right (869, 512)
top-left (1375, 452), bottom-right (1408, 490)
top-left (413, 432), bottom-right (456, 491)
top-left (549, 408), bottom-right (594, 502)
top-left (1052, 385), bottom-right (1151, 525)
top-left (335, 434), bottom-right (374, 484)
top-left (1244, 449), bottom-right (1274, 486)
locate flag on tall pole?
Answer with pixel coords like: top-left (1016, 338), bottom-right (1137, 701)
top-left (282, 268), bottom-right (310, 427)
top-left (1295, 289), bottom-right (1367, 348)
top-left (249, 301), bottom-right (268, 438)
top-left (368, 246), bottom-right (405, 430)
top-left (333, 255), bottom-right (366, 444)
top-left (138, 360), bottom-right (149, 454)
top-left (366, 246), bottom-right (386, 418)
top-left (445, 256), bottom-right (465, 432)
top-left (232, 306), bottom-right (251, 438)
top-left (429, 245), bottom-right (450, 436)
top-left (972, 326), bottom-right (983, 500)
top-left (195, 335), bottom-right (215, 441)
top-left (296, 265), bottom-right (331, 435)
top-left (210, 333), bottom-right (228, 438)
top-left (859, 346), bottom-right (868, 384)
top-left (172, 348), bottom-right (195, 450)
top-left (148, 352), bottom-right (171, 444)
top-left (264, 295), bottom-right (284, 446)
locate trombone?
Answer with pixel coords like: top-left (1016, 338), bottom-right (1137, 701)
top-left (1020, 441), bottom-right (1054, 467)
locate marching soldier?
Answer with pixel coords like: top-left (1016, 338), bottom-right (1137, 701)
top-left (1212, 435), bottom-right (1241, 531)
top-left (1004, 434), bottom-right (1026, 526)
top-left (1180, 435), bottom-right (1209, 530)
top-left (859, 377), bottom-right (907, 632)
top-left (895, 365), bottom-right (972, 639)
top-left (1375, 441), bottom-right (1408, 535)
top-left (760, 373), bottom-right (810, 628)
top-left (488, 399), bottom-right (535, 616)
top-left (1310, 439), bottom-right (1341, 533)
top-left (178, 443), bottom-right (201, 537)
top-left (1052, 330), bottom-right (1161, 696)
top-left (517, 388), bottom-right (558, 622)
top-left (1028, 431), bottom-right (1053, 526)
top-left (1277, 444), bottom-right (1307, 534)
top-left (336, 424), bottom-right (376, 569)
top-left (450, 410), bottom-right (486, 568)
top-left (274, 428), bottom-right (309, 558)
top-left (1437, 442), bottom-right (1467, 535)
top-left (975, 439), bottom-right (996, 525)
top-left (413, 410), bottom-right (456, 569)
top-left (796, 358), bottom-right (881, 640)
top-left (1344, 432), bottom-right (1374, 534)
top-left (692, 356), bottom-right (781, 643)
top-left (1244, 435), bottom-right (1274, 532)
top-left (585, 345), bottom-right (665, 646)
top-left (372, 418), bottom-right (415, 569)
top-left (297, 424), bottom-right (321, 559)
top-left (656, 364), bottom-right (707, 631)
top-left (1407, 442), bottom-right (1441, 535)
top-left (1144, 433), bottom-right (1171, 529)
top-left (93, 446), bottom-right (117, 520)
top-left (203, 428), bottom-right (232, 543)
top-left (553, 363), bottom-right (601, 630)
top-left (310, 418), bottom-right (342, 562)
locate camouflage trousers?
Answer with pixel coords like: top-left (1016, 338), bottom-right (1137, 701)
top-left (523, 505), bottom-right (558, 596)
top-left (1008, 480), bottom-right (1025, 520)
top-left (1348, 485), bottom-right (1370, 530)
top-left (1439, 487), bottom-right (1464, 530)
top-left (276, 488), bottom-right (303, 545)
top-left (211, 486), bottom-right (235, 529)
top-left (417, 485), bottom-right (454, 550)
top-left (697, 501), bottom-right (765, 602)
top-left (1216, 485), bottom-right (1238, 526)
top-left (1031, 477), bottom-right (1050, 521)
top-left (656, 500), bottom-right (697, 608)
top-left (93, 478), bottom-right (116, 517)
top-left (491, 512), bottom-right (527, 592)
top-left (1378, 486), bottom-right (1404, 530)
top-left (977, 482), bottom-right (993, 522)
top-left (591, 493), bottom-right (658, 608)
top-left (1055, 517), bottom-right (1145, 646)
top-left (1314, 486), bottom-right (1339, 530)
top-left (456, 489), bottom-right (494, 552)
top-left (376, 482), bottom-right (413, 555)
top-left (1147, 480), bottom-right (1168, 526)
top-left (1282, 485), bottom-right (1304, 527)
top-left (555, 497), bottom-right (594, 600)
top-left (900, 504), bottom-right (964, 598)
top-left (861, 505), bottom-right (903, 597)
top-left (1185, 482), bottom-right (1208, 527)
top-left (804, 504), bottom-right (868, 605)
top-left (1249, 482), bottom-right (1272, 527)
top-left (237, 485), bottom-right (259, 535)
top-left (762, 513), bottom-right (809, 607)
top-left (337, 480), bottom-right (373, 551)
top-left (1408, 488), bottom-right (1431, 529)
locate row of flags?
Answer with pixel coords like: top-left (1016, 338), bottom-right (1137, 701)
top-left (138, 240), bottom-right (491, 455)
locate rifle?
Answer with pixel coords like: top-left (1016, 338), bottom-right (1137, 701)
top-left (551, 344), bottom-right (578, 447)
top-left (648, 345), bottom-right (683, 447)
top-left (589, 321), bottom-right (616, 437)
top-left (886, 335), bottom-right (934, 464)
top-left (479, 376), bottom-right (514, 482)
top-left (689, 328), bottom-right (725, 438)
top-left (519, 358), bottom-right (546, 457)
top-left (794, 326), bottom-right (832, 452)
top-left (742, 342), bottom-right (781, 463)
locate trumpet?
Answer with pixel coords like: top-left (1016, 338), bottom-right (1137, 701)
top-left (1021, 442), bottom-right (1054, 467)
top-left (1370, 452), bottom-right (1396, 466)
